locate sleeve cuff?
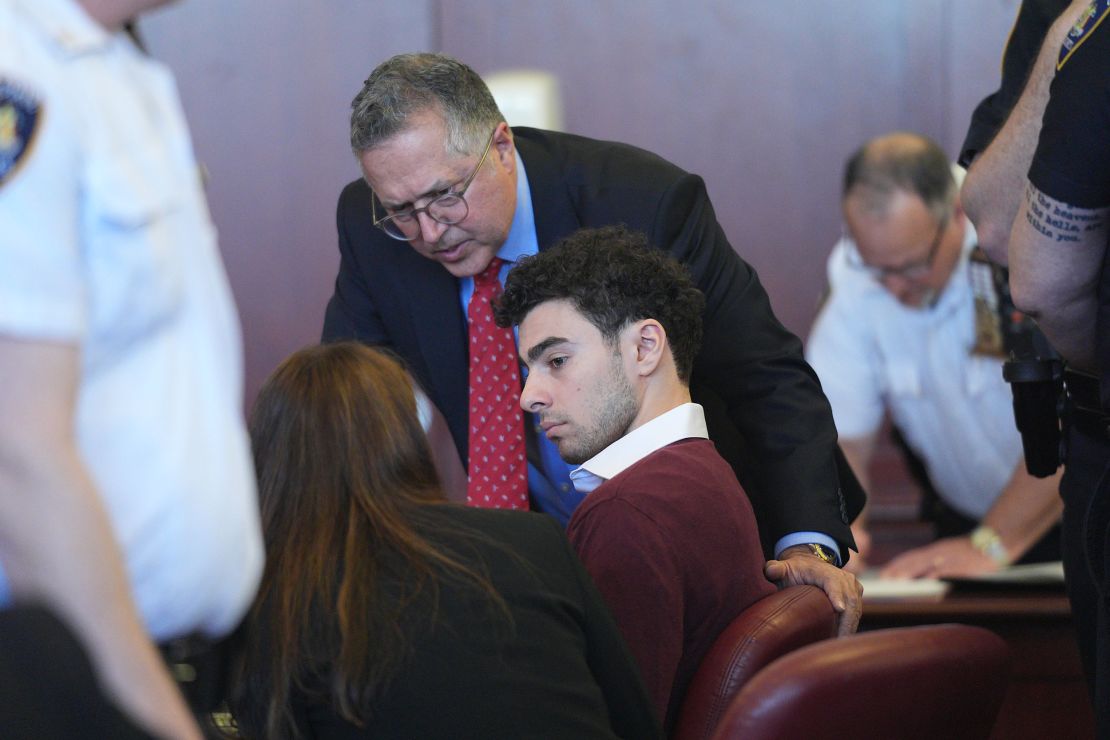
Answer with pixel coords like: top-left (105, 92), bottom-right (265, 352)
top-left (774, 532), bottom-right (842, 566)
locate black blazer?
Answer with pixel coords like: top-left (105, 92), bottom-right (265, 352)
top-left (323, 127), bottom-right (863, 555)
top-left (288, 507), bottom-right (662, 739)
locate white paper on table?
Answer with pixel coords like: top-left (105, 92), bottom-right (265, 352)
top-left (858, 570), bottom-right (950, 601)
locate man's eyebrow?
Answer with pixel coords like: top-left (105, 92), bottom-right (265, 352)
top-left (524, 336), bottom-right (569, 364)
top-left (377, 180), bottom-right (454, 211)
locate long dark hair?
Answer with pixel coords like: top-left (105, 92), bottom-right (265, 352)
top-left (232, 342), bottom-right (505, 738)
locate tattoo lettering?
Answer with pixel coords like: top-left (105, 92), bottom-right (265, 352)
top-left (1024, 183), bottom-right (1107, 243)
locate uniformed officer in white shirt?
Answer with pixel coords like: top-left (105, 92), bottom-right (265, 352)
top-left (0, 0), bottom-right (263, 736)
top-left (806, 133), bottom-right (1063, 579)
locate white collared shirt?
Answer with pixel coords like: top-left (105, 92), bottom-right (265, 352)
top-left (570, 403), bottom-right (709, 494)
top-left (807, 216), bottom-right (1021, 520)
top-left (0, 0), bottom-right (263, 639)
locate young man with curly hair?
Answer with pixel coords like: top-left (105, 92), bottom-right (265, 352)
top-left (495, 225), bottom-right (777, 732)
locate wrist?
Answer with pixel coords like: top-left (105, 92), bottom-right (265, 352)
top-left (781, 543), bottom-right (840, 567)
top-left (969, 525), bottom-right (1010, 567)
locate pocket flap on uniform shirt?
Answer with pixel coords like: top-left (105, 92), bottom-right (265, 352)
top-left (86, 147), bottom-right (179, 228)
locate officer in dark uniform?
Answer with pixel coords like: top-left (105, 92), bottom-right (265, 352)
top-left (959, 0), bottom-right (1073, 168)
top-left (960, 0), bottom-right (1089, 259)
top-left (1006, 2), bottom-right (1110, 734)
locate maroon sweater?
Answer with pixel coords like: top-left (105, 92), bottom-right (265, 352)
top-left (566, 438), bottom-right (775, 733)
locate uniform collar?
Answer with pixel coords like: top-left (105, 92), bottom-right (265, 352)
top-left (15, 0), bottom-right (116, 56)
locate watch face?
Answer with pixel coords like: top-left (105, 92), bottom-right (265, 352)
top-left (810, 544), bottom-right (835, 564)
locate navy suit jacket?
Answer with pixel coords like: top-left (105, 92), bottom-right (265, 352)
top-left (323, 127), bottom-right (863, 555)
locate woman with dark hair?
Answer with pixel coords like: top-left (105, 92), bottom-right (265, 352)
top-left (231, 342), bottom-right (660, 739)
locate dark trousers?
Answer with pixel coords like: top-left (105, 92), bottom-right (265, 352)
top-left (0, 604), bottom-right (235, 738)
top-left (1059, 420), bottom-right (1110, 738)
top-left (0, 605), bottom-right (154, 739)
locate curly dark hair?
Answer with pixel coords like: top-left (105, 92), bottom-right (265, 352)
top-left (494, 225), bottom-right (705, 382)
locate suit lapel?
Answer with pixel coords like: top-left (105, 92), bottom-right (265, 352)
top-left (395, 250), bottom-right (470, 451)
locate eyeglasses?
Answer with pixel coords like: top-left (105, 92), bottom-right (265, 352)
top-left (371, 128), bottom-right (496, 241)
top-left (845, 212), bottom-right (949, 281)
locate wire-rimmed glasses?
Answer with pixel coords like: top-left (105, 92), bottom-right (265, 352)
top-left (844, 212), bottom-right (949, 281)
top-left (371, 128), bottom-right (497, 241)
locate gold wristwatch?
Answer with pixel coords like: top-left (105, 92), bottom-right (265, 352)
top-left (806, 543), bottom-right (838, 565)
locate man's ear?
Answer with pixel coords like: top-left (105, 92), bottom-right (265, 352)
top-left (631, 319), bottom-right (667, 377)
top-left (492, 121), bottom-right (515, 173)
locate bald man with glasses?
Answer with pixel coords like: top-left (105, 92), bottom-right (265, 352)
top-left (806, 132), bottom-right (1063, 578)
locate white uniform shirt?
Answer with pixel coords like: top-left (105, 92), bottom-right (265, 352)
top-left (0, 0), bottom-right (263, 639)
top-left (806, 220), bottom-right (1021, 521)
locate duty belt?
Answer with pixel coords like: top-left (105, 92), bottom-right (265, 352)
top-left (159, 632), bottom-right (228, 717)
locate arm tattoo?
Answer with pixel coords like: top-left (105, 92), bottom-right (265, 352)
top-left (1023, 182), bottom-right (1108, 243)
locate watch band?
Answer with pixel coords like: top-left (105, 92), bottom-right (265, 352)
top-left (970, 526), bottom-right (1009, 567)
top-left (806, 543), bottom-right (838, 566)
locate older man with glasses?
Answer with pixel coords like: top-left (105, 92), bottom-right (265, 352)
top-left (323, 52), bottom-right (866, 633)
top-left (806, 132), bottom-right (1064, 578)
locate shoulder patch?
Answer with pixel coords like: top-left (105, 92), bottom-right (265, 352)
top-left (0, 78), bottom-right (42, 188)
top-left (1059, 0), bottom-right (1110, 70)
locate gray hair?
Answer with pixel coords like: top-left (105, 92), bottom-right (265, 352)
top-left (842, 132), bottom-right (957, 223)
top-left (350, 53), bottom-right (505, 156)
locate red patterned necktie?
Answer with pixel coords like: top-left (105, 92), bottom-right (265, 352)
top-left (466, 257), bottom-right (528, 509)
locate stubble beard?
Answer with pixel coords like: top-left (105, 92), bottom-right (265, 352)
top-left (558, 355), bottom-right (639, 466)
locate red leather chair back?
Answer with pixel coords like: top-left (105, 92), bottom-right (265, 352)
top-left (672, 585), bottom-right (837, 740)
top-left (712, 623), bottom-right (1011, 740)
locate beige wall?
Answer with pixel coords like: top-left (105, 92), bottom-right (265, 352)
top-left (142, 0), bottom-right (1021, 405)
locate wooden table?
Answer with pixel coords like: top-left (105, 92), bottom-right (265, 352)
top-left (861, 587), bottom-right (1094, 739)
